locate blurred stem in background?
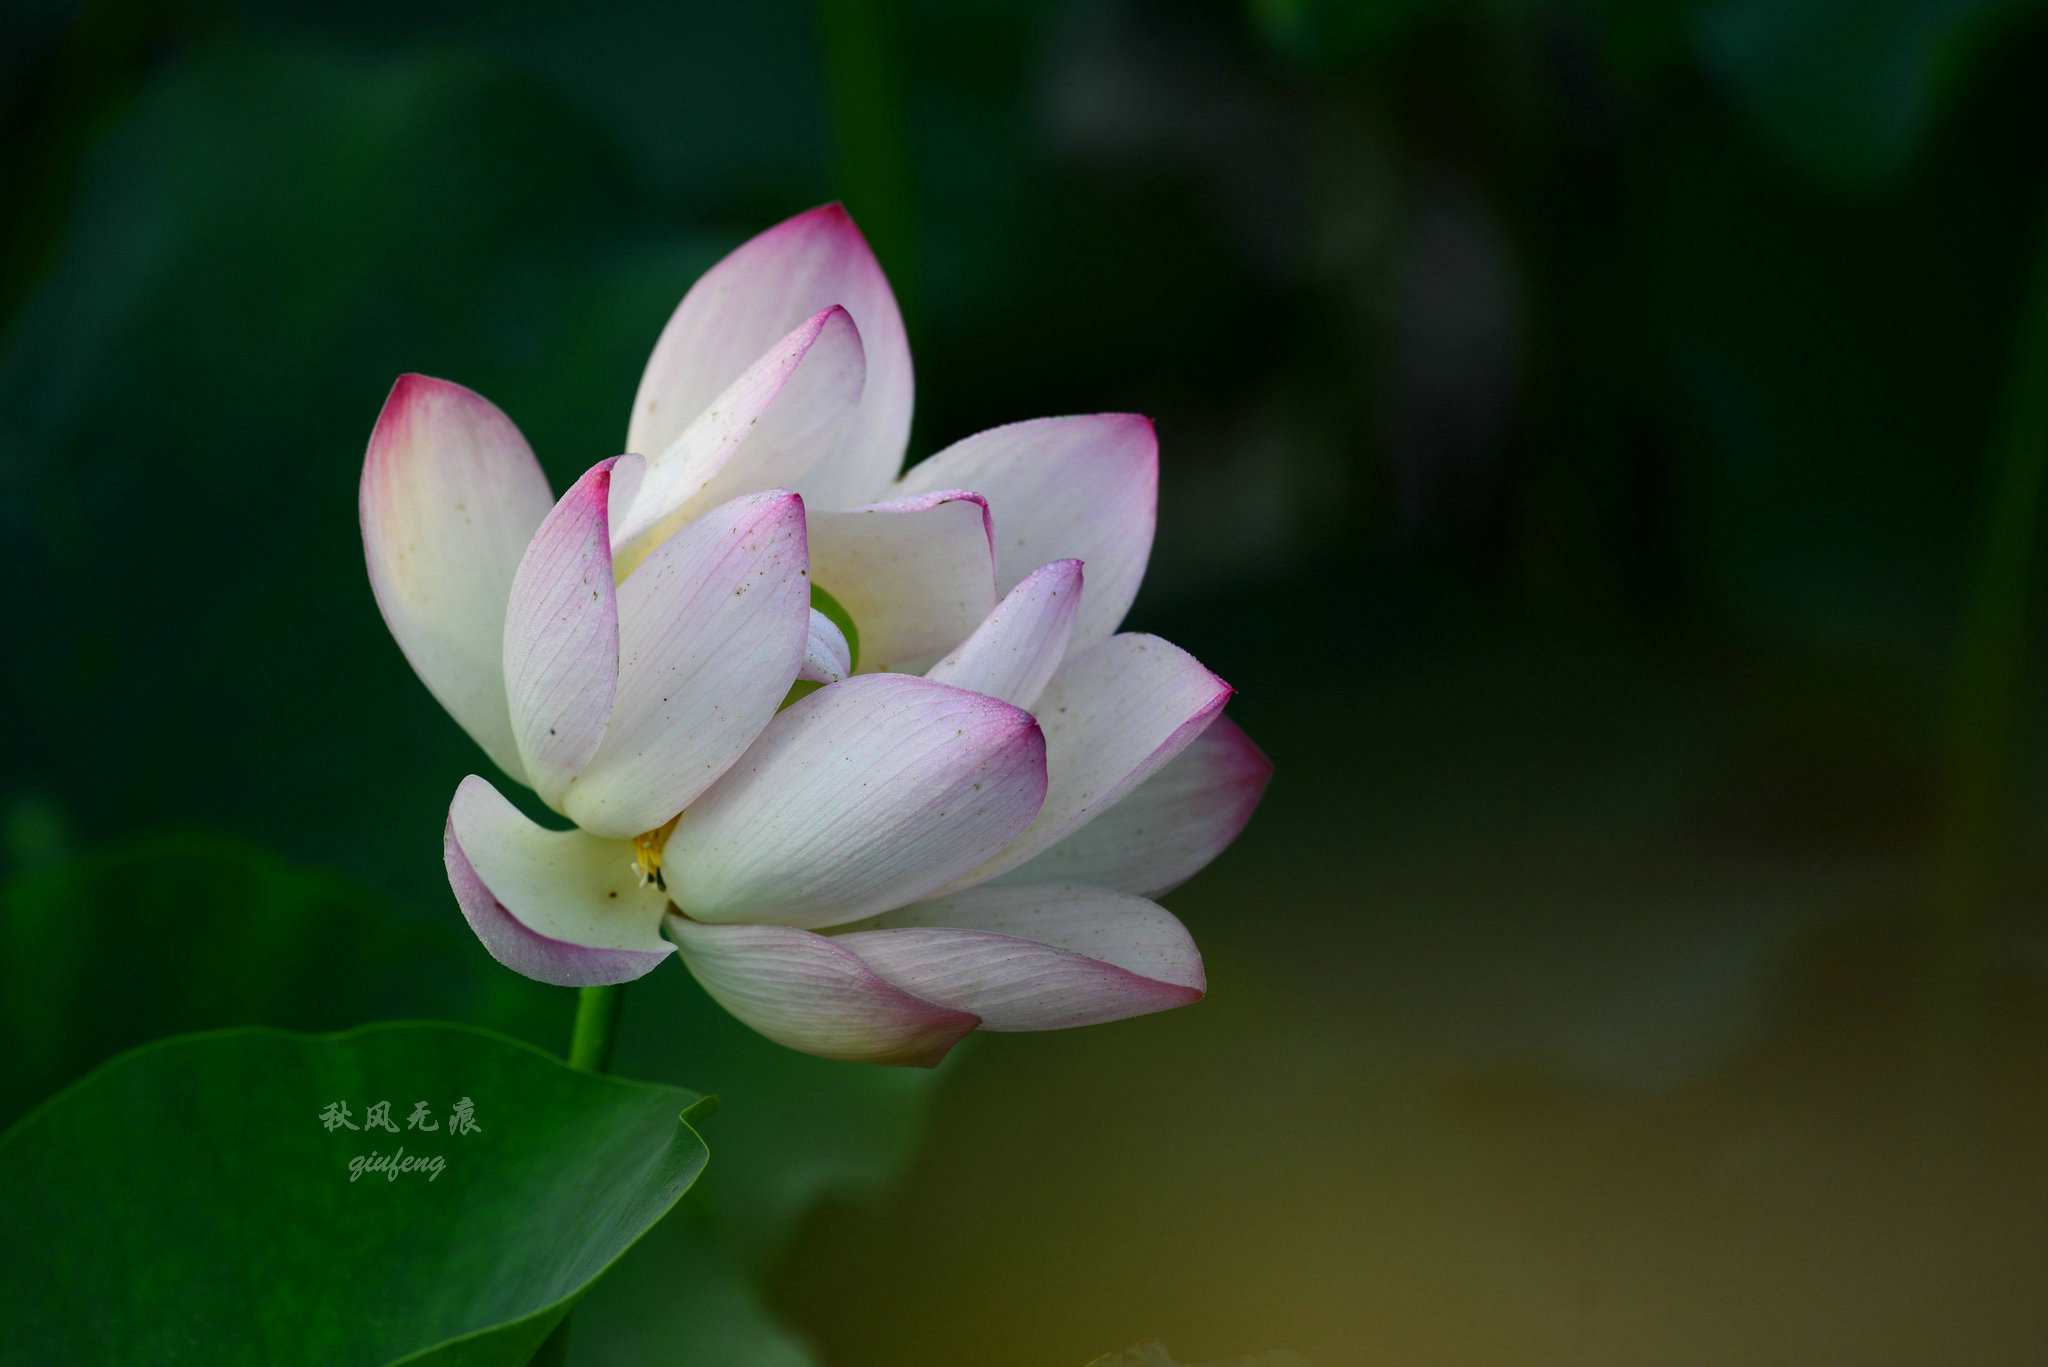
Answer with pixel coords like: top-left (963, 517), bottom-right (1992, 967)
top-left (531, 983), bottom-right (630, 1366)
top-left (1929, 180), bottom-right (2048, 1120)
top-left (816, 0), bottom-right (919, 355)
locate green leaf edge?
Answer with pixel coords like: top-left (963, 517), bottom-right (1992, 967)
top-left (0, 1019), bottom-right (716, 1367)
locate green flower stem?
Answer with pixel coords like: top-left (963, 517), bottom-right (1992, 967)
top-left (568, 982), bottom-right (628, 1074)
top-left (530, 983), bottom-right (630, 1363)
top-left (1928, 182), bottom-right (2048, 1116)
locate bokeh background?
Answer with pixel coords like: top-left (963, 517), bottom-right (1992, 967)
top-left (7, 0), bottom-right (2048, 1362)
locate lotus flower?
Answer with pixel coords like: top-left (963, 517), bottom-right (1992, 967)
top-left (362, 205), bottom-right (1271, 1065)
top-left (664, 562), bottom-right (1273, 1065)
top-left (361, 376), bottom-right (1041, 997)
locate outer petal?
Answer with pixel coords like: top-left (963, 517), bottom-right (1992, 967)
top-left (807, 491), bottom-right (998, 672)
top-left (444, 775), bottom-right (673, 987)
top-left (947, 633), bottom-right (1231, 890)
top-left (503, 456), bottom-right (638, 811)
top-left (564, 490), bottom-right (810, 840)
top-left (628, 204), bottom-right (912, 510)
top-left (798, 607), bottom-right (852, 684)
top-left (834, 884), bottom-right (1204, 1030)
top-left (666, 915), bottom-right (978, 1066)
top-left (994, 714), bottom-right (1271, 896)
top-left (893, 414), bottom-right (1156, 648)
top-left (924, 559), bottom-right (1082, 710)
top-left (361, 374), bottom-right (554, 781)
top-left (663, 674), bottom-right (1047, 929)
top-left (612, 307), bottom-right (864, 574)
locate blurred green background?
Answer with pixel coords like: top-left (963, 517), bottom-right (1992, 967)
top-left (7, 0), bottom-right (2048, 1362)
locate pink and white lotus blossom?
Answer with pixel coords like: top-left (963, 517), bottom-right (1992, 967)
top-left (362, 205), bottom-right (1271, 1065)
top-left (362, 374), bottom-right (1043, 998)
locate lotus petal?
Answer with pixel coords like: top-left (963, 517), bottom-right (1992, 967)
top-left (806, 491), bottom-right (997, 672)
top-left (663, 674), bottom-right (1046, 928)
top-left (994, 714), bottom-right (1271, 896)
top-left (798, 607), bottom-right (853, 684)
top-left (564, 490), bottom-right (810, 840)
top-left (894, 414), bottom-right (1155, 648)
top-left (628, 204), bottom-right (911, 511)
top-left (444, 775), bottom-right (673, 987)
top-left (361, 374), bottom-right (553, 781)
top-left (613, 306), bottom-right (864, 573)
top-left (503, 457), bottom-right (639, 811)
top-left (666, 915), bottom-right (978, 1066)
top-left (949, 633), bottom-right (1231, 888)
top-left (924, 559), bottom-right (1082, 709)
top-left (835, 883), bottom-right (1204, 1029)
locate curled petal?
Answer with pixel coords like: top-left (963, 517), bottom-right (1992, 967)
top-left (949, 633), bottom-right (1231, 890)
top-left (924, 559), bottom-right (1082, 710)
top-left (894, 414), bottom-right (1156, 648)
top-left (445, 775), bottom-right (673, 987)
top-left (503, 457), bottom-right (639, 811)
top-left (799, 608), bottom-right (853, 684)
top-left (564, 490), bottom-right (810, 840)
top-left (613, 307), bottom-right (864, 573)
top-left (995, 714), bottom-right (1271, 896)
top-left (836, 883), bottom-right (1204, 1030)
top-left (628, 204), bottom-right (912, 511)
top-left (664, 675), bottom-right (1047, 929)
top-left (862, 882), bottom-right (1207, 979)
top-left (807, 491), bottom-right (997, 672)
top-left (666, 915), bottom-right (979, 1066)
top-left (361, 374), bottom-right (553, 781)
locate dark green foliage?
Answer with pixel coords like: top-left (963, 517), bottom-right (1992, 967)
top-left (0, 1023), bottom-right (710, 1366)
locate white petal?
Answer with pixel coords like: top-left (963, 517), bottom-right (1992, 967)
top-left (628, 204), bottom-right (912, 511)
top-left (663, 674), bottom-right (1046, 929)
top-left (994, 714), bottom-right (1271, 896)
top-left (894, 414), bottom-right (1155, 648)
top-left (798, 607), bottom-right (853, 684)
top-left (834, 884), bottom-right (1204, 1030)
top-left (612, 306), bottom-right (864, 573)
top-left (563, 489), bottom-right (810, 840)
top-left (361, 374), bottom-right (553, 782)
top-left (806, 491), bottom-right (998, 672)
top-left (666, 915), bottom-right (978, 1066)
top-left (924, 559), bottom-right (1082, 709)
top-left (445, 775), bottom-right (673, 987)
top-left (947, 633), bottom-right (1231, 890)
top-left (503, 457), bottom-right (637, 811)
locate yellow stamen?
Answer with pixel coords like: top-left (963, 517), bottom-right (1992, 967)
top-left (631, 814), bottom-right (682, 892)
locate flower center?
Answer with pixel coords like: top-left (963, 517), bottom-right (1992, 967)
top-left (630, 814), bottom-right (681, 892)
